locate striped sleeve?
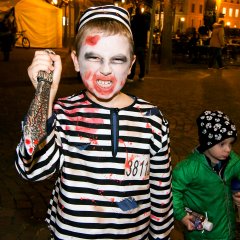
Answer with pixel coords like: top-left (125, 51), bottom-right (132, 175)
top-left (149, 110), bottom-right (174, 239)
top-left (15, 114), bottom-right (63, 181)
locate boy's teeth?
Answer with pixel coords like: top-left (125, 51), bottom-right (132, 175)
top-left (97, 80), bottom-right (111, 86)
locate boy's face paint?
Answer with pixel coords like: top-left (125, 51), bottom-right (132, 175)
top-left (75, 33), bottom-right (134, 103)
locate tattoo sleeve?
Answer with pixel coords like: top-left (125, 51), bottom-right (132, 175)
top-left (23, 50), bottom-right (55, 155)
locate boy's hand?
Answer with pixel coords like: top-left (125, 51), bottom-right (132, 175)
top-left (233, 192), bottom-right (240, 207)
top-left (27, 50), bottom-right (62, 90)
top-left (27, 50), bottom-right (62, 114)
top-left (181, 214), bottom-right (195, 231)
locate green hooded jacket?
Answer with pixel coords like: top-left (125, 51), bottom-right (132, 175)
top-left (172, 149), bottom-right (240, 240)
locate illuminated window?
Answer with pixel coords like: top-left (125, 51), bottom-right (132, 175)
top-left (229, 8), bottom-right (233, 17)
top-left (222, 7), bottom-right (227, 14)
top-left (236, 9), bottom-right (239, 17)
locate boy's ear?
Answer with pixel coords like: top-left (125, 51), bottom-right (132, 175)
top-left (128, 55), bottom-right (136, 75)
top-left (71, 50), bottom-right (80, 72)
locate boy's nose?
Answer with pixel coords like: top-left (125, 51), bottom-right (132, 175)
top-left (100, 62), bottom-right (112, 75)
top-left (225, 145), bottom-right (232, 153)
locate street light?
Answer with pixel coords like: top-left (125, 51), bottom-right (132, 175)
top-left (180, 17), bottom-right (185, 22)
top-left (180, 17), bottom-right (185, 32)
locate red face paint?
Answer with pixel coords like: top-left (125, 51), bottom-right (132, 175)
top-left (92, 73), bottom-right (117, 95)
top-left (85, 35), bottom-right (100, 46)
top-left (84, 70), bottom-right (92, 81)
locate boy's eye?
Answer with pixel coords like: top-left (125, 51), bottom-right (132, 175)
top-left (84, 53), bottom-right (102, 62)
top-left (111, 57), bottom-right (127, 64)
top-left (87, 56), bottom-right (101, 62)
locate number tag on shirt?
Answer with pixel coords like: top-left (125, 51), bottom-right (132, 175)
top-left (124, 157), bottom-right (150, 180)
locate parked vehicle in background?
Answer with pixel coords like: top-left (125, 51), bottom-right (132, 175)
top-left (14, 30), bottom-right (30, 48)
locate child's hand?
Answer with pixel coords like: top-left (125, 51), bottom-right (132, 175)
top-left (233, 192), bottom-right (240, 207)
top-left (27, 50), bottom-right (62, 90)
top-left (181, 214), bottom-right (195, 231)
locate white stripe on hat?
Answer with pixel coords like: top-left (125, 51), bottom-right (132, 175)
top-left (78, 5), bottom-right (131, 33)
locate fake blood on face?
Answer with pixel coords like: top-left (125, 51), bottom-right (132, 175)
top-left (85, 35), bottom-right (100, 46)
top-left (92, 73), bottom-right (117, 95)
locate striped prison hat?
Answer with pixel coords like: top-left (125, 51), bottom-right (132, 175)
top-left (78, 5), bottom-right (131, 33)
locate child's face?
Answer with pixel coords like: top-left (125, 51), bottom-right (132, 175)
top-left (204, 137), bottom-right (235, 163)
top-left (72, 32), bottom-right (135, 103)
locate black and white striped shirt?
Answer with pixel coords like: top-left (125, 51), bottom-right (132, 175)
top-left (16, 90), bottom-right (173, 240)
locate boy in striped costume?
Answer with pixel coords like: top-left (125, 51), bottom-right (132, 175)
top-left (16, 5), bottom-right (173, 240)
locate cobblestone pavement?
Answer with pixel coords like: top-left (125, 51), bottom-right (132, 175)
top-left (0, 48), bottom-right (240, 239)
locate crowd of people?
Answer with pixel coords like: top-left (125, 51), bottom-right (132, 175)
top-left (174, 19), bottom-right (240, 69)
top-left (14, 4), bottom-right (240, 240)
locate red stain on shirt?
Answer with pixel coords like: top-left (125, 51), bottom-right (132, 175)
top-left (25, 139), bottom-right (31, 145)
top-left (125, 154), bottom-right (135, 169)
top-left (91, 139), bottom-right (98, 145)
top-left (65, 125), bottom-right (70, 131)
top-left (75, 125), bottom-right (96, 135)
top-left (80, 197), bottom-right (88, 200)
top-left (119, 139), bottom-right (131, 169)
top-left (146, 122), bottom-right (151, 129)
top-left (85, 35), bottom-right (100, 46)
top-left (29, 147), bottom-right (33, 154)
top-left (98, 190), bottom-right (104, 195)
top-left (151, 214), bottom-right (160, 221)
top-left (64, 107), bottom-right (104, 134)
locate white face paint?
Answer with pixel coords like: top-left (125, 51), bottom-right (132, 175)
top-left (76, 33), bottom-right (134, 105)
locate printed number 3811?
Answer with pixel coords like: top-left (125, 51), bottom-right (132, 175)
top-left (125, 159), bottom-right (149, 178)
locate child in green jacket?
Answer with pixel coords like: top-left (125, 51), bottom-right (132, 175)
top-left (173, 110), bottom-right (240, 240)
